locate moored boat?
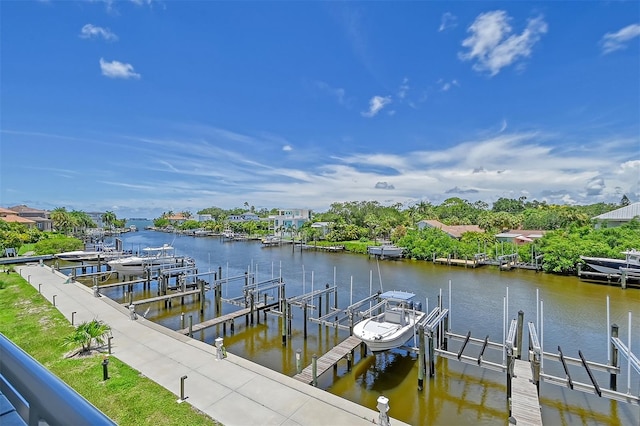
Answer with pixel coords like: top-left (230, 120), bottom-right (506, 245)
top-left (580, 249), bottom-right (640, 275)
top-left (352, 290), bottom-right (425, 352)
top-left (107, 244), bottom-right (194, 276)
top-left (367, 245), bottom-right (405, 259)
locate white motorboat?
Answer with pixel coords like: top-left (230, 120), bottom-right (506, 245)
top-left (367, 245), bottom-right (404, 259)
top-left (56, 243), bottom-right (123, 262)
top-left (580, 249), bottom-right (640, 274)
top-left (107, 244), bottom-right (194, 276)
top-left (353, 290), bottom-right (425, 352)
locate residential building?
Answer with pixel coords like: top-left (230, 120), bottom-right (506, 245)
top-left (0, 207), bottom-right (37, 229)
top-left (166, 214), bottom-right (188, 226)
top-left (198, 214), bottom-right (213, 222)
top-left (7, 205), bottom-right (52, 231)
top-left (227, 212), bottom-right (260, 222)
top-left (311, 221), bottom-right (332, 238)
top-left (592, 203), bottom-right (640, 228)
top-left (417, 219), bottom-right (483, 239)
top-left (495, 230), bottom-right (546, 245)
top-left (269, 208), bottom-right (312, 236)
top-left (86, 212), bottom-right (105, 228)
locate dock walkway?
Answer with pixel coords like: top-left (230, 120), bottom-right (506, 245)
top-left (15, 264), bottom-right (408, 426)
top-left (511, 359), bottom-right (543, 426)
top-left (294, 335), bottom-right (363, 384)
top-left (176, 302), bottom-right (278, 335)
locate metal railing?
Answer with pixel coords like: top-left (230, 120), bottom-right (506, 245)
top-left (0, 333), bottom-right (116, 426)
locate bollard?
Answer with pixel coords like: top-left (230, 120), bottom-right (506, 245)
top-left (181, 312), bottom-right (185, 330)
top-left (177, 375), bottom-right (188, 403)
top-left (71, 311), bottom-right (76, 325)
top-left (377, 395), bottom-right (390, 426)
top-left (38, 283), bottom-right (42, 293)
top-left (93, 283), bottom-right (99, 298)
top-left (102, 357), bottom-right (109, 381)
top-left (39, 259), bottom-right (43, 267)
top-left (28, 275), bottom-right (31, 283)
top-left (52, 294), bottom-right (57, 307)
top-left (296, 349), bottom-right (302, 374)
top-left (129, 304), bottom-right (137, 320)
top-left (188, 315), bottom-right (193, 337)
top-left (108, 336), bottom-right (113, 354)
top-left (215, 337), bottom-right (225, 360)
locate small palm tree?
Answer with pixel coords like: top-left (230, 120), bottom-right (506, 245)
top-left (63, 319), bottom-right (112, 354)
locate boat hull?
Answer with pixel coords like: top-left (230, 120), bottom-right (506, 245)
top-left (580, 256), bottom-right (640, 275)
top-left (107, 256), bottom-right (194, 276)
top-left (353, 310), bottom-right (425, 352)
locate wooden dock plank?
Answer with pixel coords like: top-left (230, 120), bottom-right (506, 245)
top-left (511, 359), bottom-right (542, 426)
top-left (293, 336), bottom-right (362, 384)
top-left (176, 302), bottom-right (279, 334)
top-left (127, 289), bottom-right (202, 306)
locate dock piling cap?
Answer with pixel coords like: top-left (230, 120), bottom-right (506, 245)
top-left (376, 396), bottom-right (389, 413)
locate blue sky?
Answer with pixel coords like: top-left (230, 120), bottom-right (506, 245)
top-left (1, 1), bottom-right (639, 219)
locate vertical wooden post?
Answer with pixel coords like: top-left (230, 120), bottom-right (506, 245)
top-left (188, 315), bottom-right (193, 337)
top-left (318, 295), bottom-right (323, 318)
top-left (418, 325), bottom-right (426, 390)
top-left (325, 283), bottom-right (330, 315)
top-left (282, 302), bottom-right (287, 346)
top-left (428, 332), bottom-right (435, 377)
top-left (610, 323), bottom-right (619, 390)
top-left (250, 291), bottom-right (255, 326)
top-left (287, 302), bottom-right (292, 337)
top-left (303, 301), bottom-right (308, 339)
top-left (516, 310), bottom-right (524, 360)
top-left (312, 355), bottom-right (318, 386)
top-left (200, 279), bottom-right (205, 314)
top-left (442, 316), bottom-right (449, 351)
top-left (507, 353), bottom-right (513, 416)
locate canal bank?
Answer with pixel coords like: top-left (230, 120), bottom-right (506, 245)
top-left (15, 263), bottom-right (409, 426)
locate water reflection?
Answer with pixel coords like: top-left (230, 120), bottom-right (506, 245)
top-left (65, 230), bottom-right (639, 425)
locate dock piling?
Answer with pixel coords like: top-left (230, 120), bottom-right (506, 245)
top-left (610, 323), bottom-right (619, 391)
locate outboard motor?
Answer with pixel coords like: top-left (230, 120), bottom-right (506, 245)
top-left (414, 301), bottom-right (422, 312)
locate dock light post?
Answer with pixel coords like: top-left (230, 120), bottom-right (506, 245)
top-left (52, 295), bottom-right (57, 307)
top-left (108, 336), bottom-right (113, 354)
top-left (102, 357), bottom-right (109, 381)
top-left (377, 396), bottom-right (390, 426)
top-left (177, 376), bottom-right (188, 403)
top-left (28, 275), bottom-right (31, 283)
top-left (71, 311), bottom-right (77, 325)
top-left (215, 337), bottom-right (225, 360)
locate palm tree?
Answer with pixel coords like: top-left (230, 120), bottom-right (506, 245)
top-left (101, 211), bottom-right (117, 229)
top-left (51, 207), bottom-right (74, 234)
top-left (63, 319), bottom-right (111, 354)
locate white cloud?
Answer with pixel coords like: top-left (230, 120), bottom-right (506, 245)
top-left (282, 145), bottom-right (293, 152)
top-left (397, 78), bottom-right (409, 99)
top-left (80, 24), bottom-right (118, 41)
top-left (361, 95), bottom-right (392, 117)
top-left (439, 79), bottom-right (459, 91)
top-left (439, 12), bottom-right (458, 32)
top-left (314, 81), bottom-right (346, 105)
top-left (459, 11), bottom-right (548, 76)
top-left (600, 23), bottom-right (640, 54)
top-left (99, 58), bottom-right (141, 79)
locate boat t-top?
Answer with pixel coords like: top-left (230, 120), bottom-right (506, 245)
top-left (352, 290), bottom-right (425, 352)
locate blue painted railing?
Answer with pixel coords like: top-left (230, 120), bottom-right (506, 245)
top-left (0, 333), bottom-right (116, 426)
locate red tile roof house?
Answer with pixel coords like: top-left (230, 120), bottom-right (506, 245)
top-left (417, 219), bottom-right (484, 239)
top-left (7, 205), bottom-right (53, 231)
top-left (0, 207), bottom-right (37, 228)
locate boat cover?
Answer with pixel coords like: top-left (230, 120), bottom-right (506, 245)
top-left (380, 290), bottom-right (415, 300)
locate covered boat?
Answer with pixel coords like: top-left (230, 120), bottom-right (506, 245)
top-left (580, 249), bottom-right (640, 275)
top-left (352, 290), bottom-right (425, 352)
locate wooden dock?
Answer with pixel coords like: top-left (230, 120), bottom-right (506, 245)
top-left (434, 257), bottom-right (479, 268)
top-left (176, 301), bottom-right (279, 334)
top-left (511, 359), bottom-right (542, 426)
top-left (293, 335), bottom-right (363, 384)
top-left (127, 289), bottom-right (202, 306)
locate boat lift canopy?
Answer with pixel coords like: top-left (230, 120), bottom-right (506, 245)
top-left (379, 290), bottom-right (415, 301)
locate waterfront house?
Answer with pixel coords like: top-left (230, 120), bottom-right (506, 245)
top-left (592, 202), bottom-right (640, 228)
top-left (0, 207), bottom-right (37, 229)
top-left (269, 208), bottom-right (312, 236)
top-left (227, 212), bottom-right (260, 222)
top-left (495, 230), bottom-right (546, 245)
top-left (417, 219), bottom-right (483, 239)
top-left (7, 205), bottom-right (52, 231)
top-left (311, 221), bottom-right (332, 238)
top-left (166, 214), bottom-right (188, 226)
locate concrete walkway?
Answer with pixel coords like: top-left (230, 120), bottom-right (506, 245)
top-left (15, 264), bottom-right (408, 426)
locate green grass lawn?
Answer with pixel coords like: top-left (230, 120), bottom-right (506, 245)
top-left (0, 271), bottom-right (220, 426)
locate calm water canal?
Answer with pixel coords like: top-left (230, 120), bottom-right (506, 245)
top-left (93, 228), bottom-right (639, 425)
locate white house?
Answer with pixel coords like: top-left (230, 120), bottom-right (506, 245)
top-left (269, 208), bottom-right (312, 236)
top-left (592, 203), bottom-right (640, 228)
top-left (227, 212), bottom-right (260, 222)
